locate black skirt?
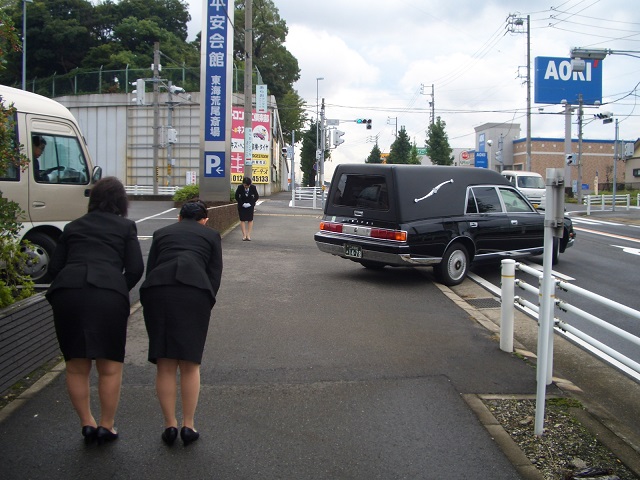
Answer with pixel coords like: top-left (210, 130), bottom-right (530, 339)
top-left (238, 204), bottom-right (255, 222)
top-left (141, 285), bottom-right (213, 364)
top-left (49, 287), bottom-right (130, 362)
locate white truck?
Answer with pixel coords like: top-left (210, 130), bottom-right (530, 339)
top-left (0, 85), bottom-right (102, 282)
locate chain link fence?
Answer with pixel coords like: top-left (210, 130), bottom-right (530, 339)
top-left (18, 65), bottom-right (261, 97)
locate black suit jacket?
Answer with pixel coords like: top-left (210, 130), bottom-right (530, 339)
top-left (46, 211), bottom-right (144, 301)
top-left (235, 184), bottom-right (259, 208)
top-left (140, 219), bottom-right (223, 304)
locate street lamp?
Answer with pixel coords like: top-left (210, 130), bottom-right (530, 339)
top-left (22, 0), bottom-right (33, 90)
top-left (316, 77), bottom-right (323, 188)
top-left (570, 47), bottom-right (640, 72)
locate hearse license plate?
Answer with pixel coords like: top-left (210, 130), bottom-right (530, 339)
top-left (344, 244), bottom-right (362, 258)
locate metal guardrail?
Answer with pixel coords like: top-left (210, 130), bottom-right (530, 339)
top-left (584, 194), bottom-right (631, 214)
top-left (125, 185), bottom-right (179, 196)
top-left (500, 260), bottom-right (640, 381)
top-left (293, 187), bottom-right (324, 200)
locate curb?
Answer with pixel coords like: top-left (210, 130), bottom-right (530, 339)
top-left (437, 280), bottom-right (640, 478)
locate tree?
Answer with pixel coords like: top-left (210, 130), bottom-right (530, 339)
top-left (426, 117), bottom-right (453, 166)
top-left (0, 0), bottom-right (197, 87)
top-left (409, 143), bottom-right (421, 165)
top-left (386, 127), bottom-right (412, 164)
top-left (300, 120), bottom-right (320, 187)
top-left (234, 0), bottom-right (304, 140)
top-left (366, 143), bottom-right (383, 164)
top-left (278, 89), bottom-right (308, 143)
top-left (0, 12), bottom-right (35, 306)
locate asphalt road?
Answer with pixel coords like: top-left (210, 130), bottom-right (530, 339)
top-left (469, 205), bottom-right (640, 367)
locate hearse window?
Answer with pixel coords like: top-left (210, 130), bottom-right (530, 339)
top-left (331, 174), bottom-right (389, 210)
top-left (32, 133), bottom-right (89, 185)
top-left (499, 187), bottom-right (535, 213)
top-left (467, 186), bottom-right (501, 214)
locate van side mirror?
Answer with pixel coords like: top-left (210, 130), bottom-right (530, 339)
top-left (91, 166), bottom-right (103, 183)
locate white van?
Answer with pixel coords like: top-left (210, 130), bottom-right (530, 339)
top-left (0, 85), bottom-right (102, 282)
top-left (501, 170), bottom-right (545, 207)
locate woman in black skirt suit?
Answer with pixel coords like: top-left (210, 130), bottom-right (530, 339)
top-left (46, 177), bottom-right (144, 445)
top-left (234, 176), bottom-right (259, 240)
top-left (140, 199), bottom-right (223, 446)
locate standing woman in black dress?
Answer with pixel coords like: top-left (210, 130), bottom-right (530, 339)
top-left (140, 199), bottom-right (223, 446)
top-left (46, 177), bottom-right (144, 445)
top-left (234, 176), bottom-right (259, 240)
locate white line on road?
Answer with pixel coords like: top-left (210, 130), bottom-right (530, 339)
top-left (135, 208), bottom-right (177, 223)
top-left (573, 226), bottom-right (640, 243)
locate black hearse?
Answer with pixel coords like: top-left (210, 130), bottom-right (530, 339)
top-left (314, 164), bottom-right (574, 286)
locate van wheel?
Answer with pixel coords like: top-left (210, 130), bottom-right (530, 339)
top-left (435, 243), bottom-right (469, 286)
top-left (360, 260), bottom-right (385, 270)
top-left (21, 232), bottom-right (56, 283)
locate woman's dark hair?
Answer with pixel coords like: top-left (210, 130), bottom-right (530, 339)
top-left (180, 199), bottom-right (208, 221)
top-left (242, 176), bottom-right (252, 186)
top-left (88, 176), bottom-right (128, 217)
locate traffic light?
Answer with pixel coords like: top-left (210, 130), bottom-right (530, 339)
top-left (133, 78), bottom-right (146, 105)
top-left (595, 112), bottom-right (613, 124)
top-left (333, 129), bottom-right (345, 147)
top-left (356, 118), bottom-right (372, 129)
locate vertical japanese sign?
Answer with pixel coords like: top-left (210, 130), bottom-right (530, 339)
top-left (199, 0), bottom-right (233, 201)
top-left (231, 107), bottom-right (271, 184)
top-left (256, 84), bottom-right (268, 113)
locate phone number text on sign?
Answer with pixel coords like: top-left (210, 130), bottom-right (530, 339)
top-left (231, 166), bottom-right (269, 184)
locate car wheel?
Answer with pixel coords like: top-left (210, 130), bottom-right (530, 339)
top-left (552, 237), bottom-right (560, 265)
top-left (360, 260), bottom-right (385, 270)
top-left (21, 232), bottom-right (57, 283)
top-left (436, 243), bottom-right (469, 286)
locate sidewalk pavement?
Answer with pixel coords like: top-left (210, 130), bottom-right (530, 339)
top-left (0, 192), bottom-right (638, 479)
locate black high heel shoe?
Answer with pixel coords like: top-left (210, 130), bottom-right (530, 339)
top-left (82, 425), bottom-right (97, 445)
top-left (180, 426), bottom-right (199, 446)
top-left (96, 426), bottom-right (119, 445)
top-left (161, 427), bottom-right (178, 446)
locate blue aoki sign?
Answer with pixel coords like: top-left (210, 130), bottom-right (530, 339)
top-left (534, 56), bottom-right (603, 105)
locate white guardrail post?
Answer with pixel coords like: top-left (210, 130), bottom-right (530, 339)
top-left (500, 260), bottom-right (516, 353)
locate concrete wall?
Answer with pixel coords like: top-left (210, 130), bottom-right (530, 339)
top-left (56, 92), bottom-right (289, 198)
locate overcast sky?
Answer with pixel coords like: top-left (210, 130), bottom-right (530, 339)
top-left (188, 0), bottom-right (640, 173)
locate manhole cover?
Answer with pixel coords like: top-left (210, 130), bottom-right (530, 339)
top-left (466, 297), bottom-right (501, 309)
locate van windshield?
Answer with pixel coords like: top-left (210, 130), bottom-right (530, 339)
top-left (331, 174), bottom-right (389, 210)
top-left (518, 176), bottom-right (545, 189)
top-left (32, 133), bottom-right (89, 185)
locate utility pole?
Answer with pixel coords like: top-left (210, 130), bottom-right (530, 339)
top-left (320, 98), bottom-right (326, 206)
top-left (290, 130), bottom-right (296, 206)
top-left (387, 116), bottom-right (398, 137)
top-left (152, 42), bottom-right (160, 195)
top-left (613, 118), bottom-right (619, 212)
top-left (243, 1), bottom-right (253, 180)
top-left (420, 84), bottom-right (435, 125)
top-left (563, 100), bottom-right (573, 196)
top-left (166, 81), bottom-right (176, 187)
top-left (430, 84), bottom-right (435, 125)
top-left (525, 14), bottom-right (531, 172)
top-left (507, 14), bottom-right (531, 171)
top-left (577, 94), bottom-right (584, 205)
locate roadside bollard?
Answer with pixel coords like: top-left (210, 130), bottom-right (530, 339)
top-left (500, 259), bottom-right (516, 353)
